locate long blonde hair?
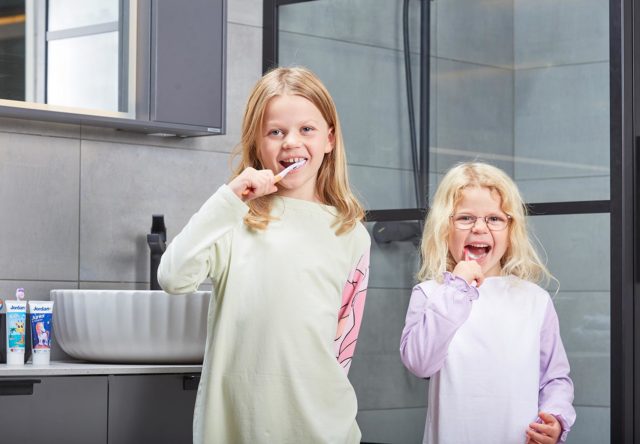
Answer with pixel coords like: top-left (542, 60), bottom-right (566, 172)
top-left (230, 66), bottom-right (364, 235)
top-left (417, 162), bottom-right (553, 285)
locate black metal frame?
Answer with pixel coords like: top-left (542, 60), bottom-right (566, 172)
top-left (265, 0), bottom-right (633, 441)
top-left (612, 0), bottom-right (634, 441)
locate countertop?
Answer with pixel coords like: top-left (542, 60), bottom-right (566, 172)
top-left (0, 360), bottom-right (202, 376)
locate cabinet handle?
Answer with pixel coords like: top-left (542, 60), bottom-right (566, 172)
top-left (0, 379), bottom-right (41, 396)
top-left (182, 375), bottom-right (200, 391)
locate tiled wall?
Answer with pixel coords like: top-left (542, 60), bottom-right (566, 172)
top-left (0, 0), bottom-right (264, 360)
top-left (513, 2), bottom-right (611, 442)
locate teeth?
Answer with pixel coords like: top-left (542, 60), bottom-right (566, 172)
top-left (468, 243), bottom-right (489, 248)
top-left (283, 157), bottom-right (304, 163)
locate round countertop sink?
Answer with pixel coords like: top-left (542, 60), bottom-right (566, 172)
top-left (50, 290), bottom-right (210, 364)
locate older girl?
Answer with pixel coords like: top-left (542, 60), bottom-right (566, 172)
top-left (159, 67), bottom-right (370, 443)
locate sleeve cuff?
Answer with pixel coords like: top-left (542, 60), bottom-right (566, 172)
top-left (443, 272), bottom-right (479, 301)
top-left (554, 413), bottom-right (571, 443)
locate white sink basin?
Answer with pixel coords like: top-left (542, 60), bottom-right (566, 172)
top-left (50, 290), bottom-right (210, 364)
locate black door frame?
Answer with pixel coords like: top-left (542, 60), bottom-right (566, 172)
top-left (614, 0), bottom-right (634, 442)
top-left (265, 0), bottom-right (632, 441)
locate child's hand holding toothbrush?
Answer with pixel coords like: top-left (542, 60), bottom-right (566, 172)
top-left (229, 160), bottom-right (307, 201)
top-left (452, 248), bottom-right (484, 287)
top-left (229, 167), bottom-right (279, 201)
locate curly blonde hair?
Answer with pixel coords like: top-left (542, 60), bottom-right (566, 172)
top-left (230, 66), bottom-right (364, 235)
top-left (417, 162), bottom-right (553, 285)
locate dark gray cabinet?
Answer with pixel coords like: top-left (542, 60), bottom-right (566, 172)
top-left (108, 374), bottom-right (199, 444)
top-left (137, 0), bottom-right (227, 135)
top-left (0, 373), bottom-right (199, 444)
top-left (0, 376), bottom-right (108, 444)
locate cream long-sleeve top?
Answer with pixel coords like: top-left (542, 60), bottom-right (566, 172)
top-left (158, 185), bottom-right (371, 444)
top-left (400, 272), bottom-right (576, 444)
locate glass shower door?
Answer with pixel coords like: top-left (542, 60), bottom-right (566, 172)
top-left (274, 1), bottom-right (611, 443)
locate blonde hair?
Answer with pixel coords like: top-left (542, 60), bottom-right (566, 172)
top-left (230, 66), bottom-right (364, 235)
top-left (417, 162), bottom-right (553, 285)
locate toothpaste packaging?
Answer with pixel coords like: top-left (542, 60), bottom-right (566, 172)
top-left (28, 300), bottom-right (54, 366)
top-left (5, 300), bottom-right (27, 365)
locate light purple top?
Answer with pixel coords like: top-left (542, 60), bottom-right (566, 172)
top-left (400, 272), bottom-right (576, 443)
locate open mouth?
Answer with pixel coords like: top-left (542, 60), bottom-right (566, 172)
top-left (465, 243), bottom-right (492, 260)
top-left (279, 157), bottom-right (307, 168)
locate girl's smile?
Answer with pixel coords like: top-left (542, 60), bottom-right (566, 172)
top-left (448, 186), bottom-right (509, 277)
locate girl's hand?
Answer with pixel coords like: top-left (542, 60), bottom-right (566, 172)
top-left (228, 167), bottom-right (278, 201)
top-left (451, 251), bottom-right (484, 287)
top-left (525, 412), bottom-right (562, 444)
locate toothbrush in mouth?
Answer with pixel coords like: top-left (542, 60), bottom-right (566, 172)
top-left (274, 158), bottom-right (306, 182)
top-left (242, 159), bottom-right (307, 196)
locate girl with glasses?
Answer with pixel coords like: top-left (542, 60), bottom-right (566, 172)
top-left (400, 162), bottom-right (575, 444)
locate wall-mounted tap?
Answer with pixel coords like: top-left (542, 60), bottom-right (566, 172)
top-left (147, 215), bottom-right (167, 290)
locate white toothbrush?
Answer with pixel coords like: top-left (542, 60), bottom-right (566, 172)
top-left (274, 159), bottom-right (306, 182)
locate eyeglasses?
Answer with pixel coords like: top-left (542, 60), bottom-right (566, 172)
top-left (450, 213), bottom-right (511, 231)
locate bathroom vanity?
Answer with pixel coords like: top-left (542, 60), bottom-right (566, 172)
top-left (0, 362), bottom-right (201, 444)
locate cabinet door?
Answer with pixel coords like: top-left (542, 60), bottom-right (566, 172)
top-left (150, 0), bottom-right (226, 130)
top-left (0, 376), bottom-right (108, 444)
top-left (108, 374), bottom-right (199, 444)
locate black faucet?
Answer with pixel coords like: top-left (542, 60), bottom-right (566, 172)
top-left (147, 214), bottom-right (167, 290)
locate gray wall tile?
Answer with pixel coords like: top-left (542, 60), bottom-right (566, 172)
top-left (349, 164), bottom-right (416, 210)
top-left (528, 213), bottom-right (609, 292)
top-left (514, 0), bottom-right (609, 69)
top-left (434, 59), bottom-right (514, 176)
top-left (554, 292), bottom-right (609, 357)
top-left (356, 288), bottom-right (412, 356)
top-left (0, 133), bottom-right (80, 280)
top-left (514, 63), bottom-right (609, 182)
top-left (279, 0), bottom-right (425, 53)
top-left (228, 0), bottom-right (262, 27)
top-left (516, 175), bottom-right (609, 203)
top-left (351, 353), bottom-right (427, 410)
top-left (357, 407), bottom-right (426, 444)
top-left (437, 0), bottom-right (513, 68)
top-left (79, 140), bottom-right (231, 283)
top-left (568, 352), bottom-right (609, 407)
top-left (367, 223), bottom-right (420, 289)
top-left (566, 406), bottom-right (609, 444)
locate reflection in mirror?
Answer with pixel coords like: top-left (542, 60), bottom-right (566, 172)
top-left (0, 0), bottom-right (135, 117)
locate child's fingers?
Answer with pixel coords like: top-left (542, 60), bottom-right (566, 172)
top-left (529, 421), bottom-right (553, 435)
top-left (538, 411), bottom-right (559, 426)
top-left (525, 428), bottom-right (551, 444)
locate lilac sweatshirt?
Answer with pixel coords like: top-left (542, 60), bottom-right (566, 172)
top-left (400, 272), bottom-right (576, 444)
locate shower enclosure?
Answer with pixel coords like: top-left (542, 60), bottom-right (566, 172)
top-left (264, 1), bottom-right (621, 442)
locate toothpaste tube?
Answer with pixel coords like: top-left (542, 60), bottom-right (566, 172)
top-left (6, 300), bottom-right (27, 366)
top-left (28, 301), bottom-right (54, 365)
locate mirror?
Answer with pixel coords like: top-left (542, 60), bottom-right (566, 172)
top-left (0, 0), bottom-right (136, 119)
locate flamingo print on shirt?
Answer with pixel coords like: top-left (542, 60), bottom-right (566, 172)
top-left (335, 251), bottom-right (370, 373)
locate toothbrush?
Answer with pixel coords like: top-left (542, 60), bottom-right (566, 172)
top-left (242, 159), bottom-right (307, 196)
top-left (15, 288), bottom-right (24, 301)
